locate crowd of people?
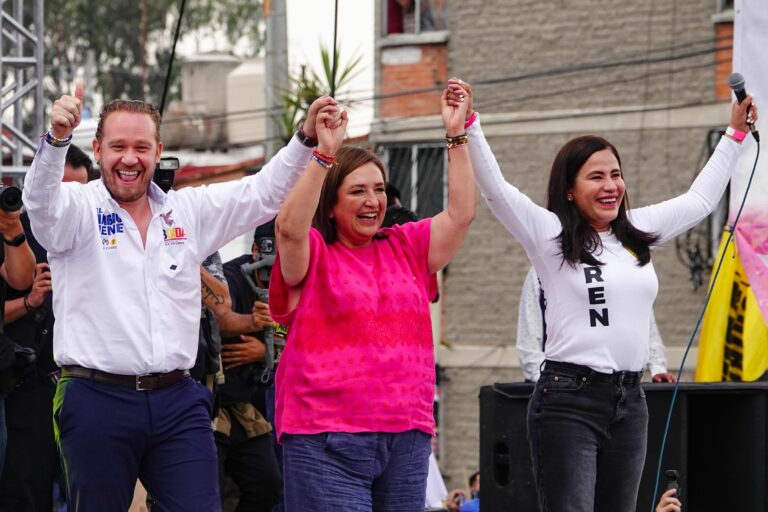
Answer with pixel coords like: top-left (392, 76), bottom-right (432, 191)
top-left (0, 74), bottom-right (754, 511)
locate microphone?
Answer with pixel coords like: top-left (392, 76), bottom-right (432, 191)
top-left (727, 72), bottom-right (760, 142)
top-left (664, 469), bottom-right (682, 502)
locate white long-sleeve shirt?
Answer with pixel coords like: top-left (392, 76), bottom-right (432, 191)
top-left (468, 117), bottom-right (741, 373)
top-left (23, 136), bottom-right (312, 375)
top-left (516, 266), bottom-right (670, 381)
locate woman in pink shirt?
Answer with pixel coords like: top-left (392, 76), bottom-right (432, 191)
top-left (269, 83), bottom-right (475, 511)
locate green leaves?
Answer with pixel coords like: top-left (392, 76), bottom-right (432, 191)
top-left (276, 43), bottom-right (364, 145)
top-left (43, 0), bottom-right (265, 106)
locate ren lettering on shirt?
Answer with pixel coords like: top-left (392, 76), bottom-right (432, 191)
top-left (584, 266), bottom-right (609, 327)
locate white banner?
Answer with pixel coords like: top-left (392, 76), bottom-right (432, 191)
top-left (732, 0), bottom-right (768, 322)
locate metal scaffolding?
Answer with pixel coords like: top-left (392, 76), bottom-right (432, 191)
top-left (0, 0), bottom-right (44, 180)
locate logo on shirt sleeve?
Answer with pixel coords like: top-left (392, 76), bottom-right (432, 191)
top-left (160, 209), bottom-right (187, 245)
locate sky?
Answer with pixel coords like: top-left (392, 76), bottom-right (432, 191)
top-left (285, 0), bottom-right (374, 137)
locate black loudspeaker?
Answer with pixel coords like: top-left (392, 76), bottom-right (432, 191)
top-left (480, 382), bottom-right (768, 512)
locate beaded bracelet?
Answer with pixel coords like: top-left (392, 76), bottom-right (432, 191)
top-left (311, 154), bottom-right (334, 169)
top-left (43, 131), bottom-right (72, 148)
top-left (464, 112), bottom-right (478, 129)
top-left (445, 133), bottom-right (469, 149)
top-left (313, 149), bottom-right (336, 163)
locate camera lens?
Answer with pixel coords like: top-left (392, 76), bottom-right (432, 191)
top-left (0, 186), bottom-right (23, 212)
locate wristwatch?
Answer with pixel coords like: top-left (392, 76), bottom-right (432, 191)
top-left (3, 232), bottom-right (26, 247)
top-left (296, 127), bottom-right (318, 148)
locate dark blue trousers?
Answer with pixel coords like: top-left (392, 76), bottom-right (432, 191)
top-left (53, 375), bottom-right (220, 512)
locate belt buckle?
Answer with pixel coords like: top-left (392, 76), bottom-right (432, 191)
top-left (135, 374), bottom-right (155, 391)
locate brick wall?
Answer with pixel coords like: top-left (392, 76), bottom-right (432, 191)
top-left (381, 44), bottom-right (448, 118)
top-left (715, 21), bottom-right (734, 101)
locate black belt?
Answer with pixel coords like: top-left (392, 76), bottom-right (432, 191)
top-left (61, 365), bottom-right (189, 391)
top-left (543, 360), bottom-right (643, 386)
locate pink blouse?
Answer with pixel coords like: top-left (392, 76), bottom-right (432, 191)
top-left (269, 219), bottom-right (438, 440)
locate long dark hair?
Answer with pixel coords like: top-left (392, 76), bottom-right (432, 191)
top-left (313, 145), bottom-right (387, 244)
top-left (545, 135), bottom-right (659, 267)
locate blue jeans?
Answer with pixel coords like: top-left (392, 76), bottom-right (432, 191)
top-left (282, 430), bottom-right (431, 512)
top-left (528, 360), bottom-right (648, 512)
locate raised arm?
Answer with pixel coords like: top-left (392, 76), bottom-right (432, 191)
top-left (22, 85), bottom-right (86, 253)
top-left (630, 96), bottom-right (757, 243)
top-left (194, 96), bottom-right (338, 258)
top-left (427, 82), bottom-right (476, 273)
top-left (457, 79), bottom-right (561, 256)
top-left (275, 104), bottom-right (347, 287)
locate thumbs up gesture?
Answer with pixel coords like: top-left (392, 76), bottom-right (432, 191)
top-left (50, 83), bottom-right (84, 139)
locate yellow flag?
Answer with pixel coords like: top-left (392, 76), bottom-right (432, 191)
top-left (695, 232), bottom-right (768, 382)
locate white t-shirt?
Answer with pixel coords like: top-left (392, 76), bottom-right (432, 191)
top-left (516, 266), bottom-right (670, 381)
top-left (468, 118), bottom-right (741, 372)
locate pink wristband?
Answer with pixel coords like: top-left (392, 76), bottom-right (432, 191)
top-left (464, 112), bottom-right (478, 129)
top-left (726, 126), bottom-right (747, 142)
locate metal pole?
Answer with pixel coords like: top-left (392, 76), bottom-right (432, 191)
top-left (330, 0), bottom-right (339, 97)
top-left (34, 0), bottom-right (44, 137)
top-left (159, 0), bottom-right (186, 117)
top-left (265, 0), bottom-right (288, 157)
top-left (13, 0), bottom-right (23, 169)
top-left (1, 2), bottom-right (6, 178)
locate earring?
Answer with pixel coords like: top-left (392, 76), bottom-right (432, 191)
top-left (567, 195), bottom-right (573, 201)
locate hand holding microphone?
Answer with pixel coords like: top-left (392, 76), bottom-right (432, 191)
top-left (727, 72), bottom-right (760, 142)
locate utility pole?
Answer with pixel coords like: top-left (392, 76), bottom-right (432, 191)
top-left (0, 0), bottom-right (45, 182)
top-left (140, 0), bottom-right (148, 100)
top-left (264, 0), bottom-right (289, 158)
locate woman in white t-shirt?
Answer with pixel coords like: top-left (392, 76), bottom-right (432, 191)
top-left (452, 77), bottom-right (756, 511)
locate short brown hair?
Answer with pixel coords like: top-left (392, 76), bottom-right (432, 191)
top-left (95, 99), bottom-right (162, 143)
top-left (313, 145), bottom-right (387, 244)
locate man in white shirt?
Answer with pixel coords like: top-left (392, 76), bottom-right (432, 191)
top-left (516, 266), bottom-right (677, 383)
top-left (23, 85), bottom-right (336, 511)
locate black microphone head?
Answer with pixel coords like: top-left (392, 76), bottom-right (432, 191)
top-left (728, 72), bottom-right (746, 92)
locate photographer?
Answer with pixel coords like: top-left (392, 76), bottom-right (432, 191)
top-left (0, 144), bottom-right (90, 510)
top-left (201, 220), bottom-right (281, 512)
top-left (0, 186), bottom-right (36, 473)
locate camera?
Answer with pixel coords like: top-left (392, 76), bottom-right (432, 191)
top-left (0, 185), bottom-right (23, 212)
top-left (153, 157), bottom-right (180, 193)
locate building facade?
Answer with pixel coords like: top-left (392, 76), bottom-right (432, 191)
top-left (373, 0), bottom-right (735, 488)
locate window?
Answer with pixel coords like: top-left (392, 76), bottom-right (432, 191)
top-left (385, 0), bottom-right (447, 35)
top-left (379, 143), bottom-right (446, 219)
top-left (716, 0), bottom-right (734, 11)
